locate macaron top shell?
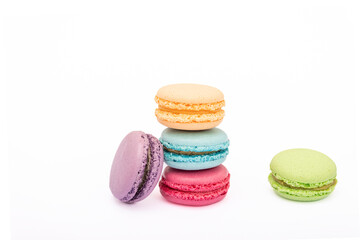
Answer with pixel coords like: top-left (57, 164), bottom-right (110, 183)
top-left (162, 164), bottom-right (229, 186)
top-left (110, 131), bottom-right (147, 201)
top-left (156, 83), bottom-right (224, 104)
top-left (270, 148), bottom-right (337, 184)
top-left (160, 128), bottom-right (229, 152)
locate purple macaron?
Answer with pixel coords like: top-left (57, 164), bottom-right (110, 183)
top-left (109, 131), bottom-right (164, 203)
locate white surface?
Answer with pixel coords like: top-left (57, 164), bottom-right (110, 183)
top-left (2, 1), bottom-right (360, 239)
top-left (0, 35), bottom-right (11, 239)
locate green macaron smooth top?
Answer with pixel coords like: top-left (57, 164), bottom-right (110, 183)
top-left (269, 148), bottom-right (337, 202)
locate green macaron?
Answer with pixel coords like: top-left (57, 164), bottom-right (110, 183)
top-left (268, 148), bottom-right (337, 201)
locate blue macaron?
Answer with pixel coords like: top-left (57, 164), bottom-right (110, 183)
top-left (159, 128), bottom-right (229, 170)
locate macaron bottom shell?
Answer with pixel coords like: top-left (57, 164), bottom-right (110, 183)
top-left (268, 174), bottom-right (335, 202)
top-left (159, 183), bottom-right (228, 206)
top-left (157, 119), bottom-right (223, 131)
top-left (127, 134), bottom-right (164, 203)
top-left (274, 191), bottom-right (330, 202)
top-left (164, 150), bottom-right (228, 170)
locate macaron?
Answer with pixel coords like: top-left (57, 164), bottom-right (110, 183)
top-left (109, 131), bottom-right (164, 203)
top-left (155, 83), bottom-right (225, 130)
top-left (159, 165), bottom-right (230, 206)
top-left (159, 128), bottom-right (229, 170)
top-left (268, 148), bottom-right (337, 201)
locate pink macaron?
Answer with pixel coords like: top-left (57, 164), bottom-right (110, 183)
top-left (159, 165), bottom-right (230, 206)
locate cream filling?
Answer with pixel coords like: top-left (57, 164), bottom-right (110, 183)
top-left (155, 96), bottom-right (225, 111)
top-left (155, 108), bottom-right (225, 123)
top-left (130, 146), bottom-right (151, 201)
top-left (271, 174), bottom-right (337, 191)
top-left (163, 146), bottom-right (219, 155)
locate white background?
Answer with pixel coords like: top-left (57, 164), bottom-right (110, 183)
top-left (1, 1), bottom-right (360, 239)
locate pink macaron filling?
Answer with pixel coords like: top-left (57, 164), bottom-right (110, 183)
top-left (159, 180), bottom-right (229, 201)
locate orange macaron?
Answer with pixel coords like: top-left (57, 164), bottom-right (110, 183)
top-left (155, 83), bottom-right (225, 130)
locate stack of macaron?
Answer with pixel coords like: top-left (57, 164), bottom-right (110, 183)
top-left (155, 83), bottom-right (231, 206)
